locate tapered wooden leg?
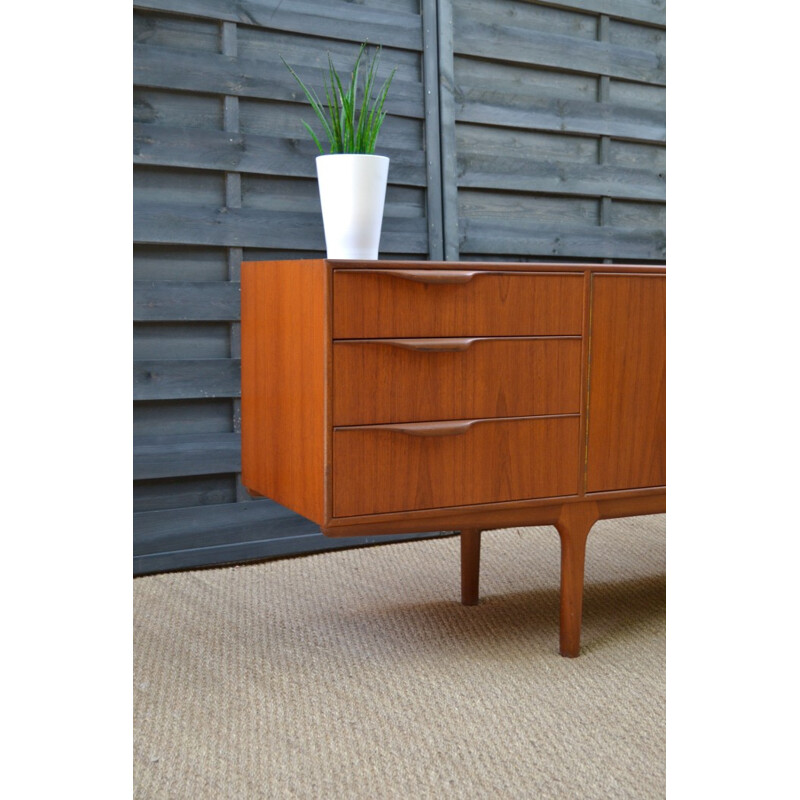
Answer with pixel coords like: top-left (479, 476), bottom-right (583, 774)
top-left (460, 529), bottom-right (482, 605)
top-left (554, 502), bottom-right (599, 657)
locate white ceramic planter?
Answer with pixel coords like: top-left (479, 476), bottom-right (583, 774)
top-left (315, 154), bottom-right (389, 260)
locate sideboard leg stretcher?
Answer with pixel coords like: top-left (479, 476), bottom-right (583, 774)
top-left (460, 529), bottom-right (482, 605)
top-left (555, 502), bottom-right (599, 657)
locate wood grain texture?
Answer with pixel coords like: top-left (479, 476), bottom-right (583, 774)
top-left (422, 0), bottom-right (444, 259)
top-left (134, 0), bottom-right (424, 50)
top-left (586, 274), bottom-right (666, 492)
top-left (555, 501), bottom-right (600, 658)
top-left (458, 217), bottom-right (666, 261)
top-left (492, 0), bottom-right (666, 27)
top-left (133, 43), bottom-right (424, 118)
top-left (447, 0), bottom-right (665, 264)
top-left (332, 416), bottom-right (581, 517)
top-left (134, 202), bottom-right (428, 253)
top-left (241, 259), bottom-right (328, 524)
top-left (332, 270), bottom-right (584, 338)
top-left (134, 473), bottom-right (237, 513)
top-left (135, 0), bottom-right (665, 29)
top-left (321, 487), bottom-right (665, 538)
top-left (454, 16), bottom-right (665, 85)
top-left (454, 56), bottom-right (666, 144)
top-left (133, 496), bottom-right (452, 575)
top-left (134, 358), bottom-right (240, 400)
top-left (460, 528), bottom-right (482, 606)
top-left (133, 123), bottom-right (427, 187)
top-left (453, 75), bottom-right (665, 142)
top-left (333, 337), bottom-right (582, 425)
top-left (437, 0), bottom-right (459, 259)
top-left (133, 497), bottom-right (319, 560)
top-left (133, 280), bottom-right (241, 321)
top-left (133, 432), bottom-right (240, 479)
top-left (455, 155), bottom-right (664, 201)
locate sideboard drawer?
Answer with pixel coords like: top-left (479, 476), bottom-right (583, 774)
top-left (332, 270), bottom-right (584, 338)
top-left (332, 416), bottom-right (580, 517)
top-left (333, 337), bottom-right (582, 425)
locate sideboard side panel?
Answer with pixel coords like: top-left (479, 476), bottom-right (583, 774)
top-left (241, 259), bottom-right (327, 525)
top-left (586, 274), bottom-right (666, 493)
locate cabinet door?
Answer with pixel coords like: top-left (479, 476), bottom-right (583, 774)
top-left (587, 274), bottom-right (665, 492)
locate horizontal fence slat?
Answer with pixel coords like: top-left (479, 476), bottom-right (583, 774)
top-left (133, 498), bottom-right (452, 575)
top-left (134, 280), bottom-right (240, 321)
top-left (455, 18), bottom-right (664, 84)
top-left (133, 0), bottom-right (666, 32)
top-left (459, 219), bottom-right (665, 260)
top-left (135, 474), bottom-right (236, 513)
top-left (134, 499), bottom-right (317, 555)
top-left (455, 95), bottom-right (664, 143)
top-left (134, 432), bottom-right (241, 479)
top-left (133, 123), bottom-right (427, 186)
top-left (133, 398), bottom-right (234, 437)
top-left (457, 156), bottom-right (664, 201)
top-left (133, 44), bottom-right (423, 119)
top-left (134, 358), bottom-right (241, 400)
top-left (134, 0), bottom-right (424, 50)
top-left (133, 202), bottom-right (429, 252)
top-left (520, 0), bottom-right (665, 27)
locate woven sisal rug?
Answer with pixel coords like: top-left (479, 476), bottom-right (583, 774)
top-left (134, 514), bottom-right (666, 798)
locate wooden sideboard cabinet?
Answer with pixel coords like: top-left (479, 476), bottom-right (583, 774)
top-left (241, 259), bottom-right (666, 656)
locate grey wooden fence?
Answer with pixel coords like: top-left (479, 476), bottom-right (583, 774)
top-left (440, 0), bottom-right (665, 260)
top-left (133, 0), bottom-right (665, 575)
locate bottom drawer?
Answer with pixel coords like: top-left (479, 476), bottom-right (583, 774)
top-left (333, 416), bottom-right (580, 517)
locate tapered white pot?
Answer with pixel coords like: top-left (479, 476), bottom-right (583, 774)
top-left (316, 154), bottom-right (389, 260)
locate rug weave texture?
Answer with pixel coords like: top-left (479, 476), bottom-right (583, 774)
top-left (134, 515), bottom-right (666, 799)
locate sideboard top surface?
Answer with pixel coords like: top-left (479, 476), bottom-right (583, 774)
top-left (242, 258), bottom-right (666, 275)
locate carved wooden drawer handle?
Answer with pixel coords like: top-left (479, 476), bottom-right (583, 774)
top-left (368, 420), bottom-right (476, 437)
top-left (380, 337), bottom-right (477, 352)
top-left (371, 269), bottom-right (479, 285)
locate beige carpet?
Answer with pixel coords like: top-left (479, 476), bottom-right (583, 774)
top-left (134, 514), bottom-right (666, 799)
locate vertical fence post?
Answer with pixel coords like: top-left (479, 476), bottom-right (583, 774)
top-left (597, 14), bottom-right (613, 265)
top-left (221, 20), bottom-right (248, 502)
top-left (436, 0), bottom-right (459, 261)
top-left (422, 0), bottom-right (444, 260)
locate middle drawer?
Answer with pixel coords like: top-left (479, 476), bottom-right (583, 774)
top-left (332, 336), bottom-right (582, 425)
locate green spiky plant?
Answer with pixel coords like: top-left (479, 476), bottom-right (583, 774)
top-left (282, 42), bottom-right (396, 155)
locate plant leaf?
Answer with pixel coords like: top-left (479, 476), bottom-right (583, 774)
top-left (301, 120), bottom-right (324, 155)
top-left (281, 40), bottom-right (394, 155)
top-left (281, 56), bottom-right (337, 152)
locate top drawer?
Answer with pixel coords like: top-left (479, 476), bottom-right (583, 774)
top-left (332, 269), bottom-right (584, 338)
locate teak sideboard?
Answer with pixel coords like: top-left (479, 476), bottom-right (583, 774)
top-left (241, 259), bottom-right (666, 656)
